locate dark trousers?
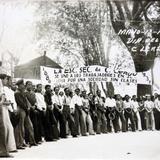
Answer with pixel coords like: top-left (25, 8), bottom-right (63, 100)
top-left (124, 110), bottom-right (135, 131)
top-left (9, 111), bottom-right (19, 128)
top-left (54, 108), bottom-right (66, 138)
top-left (116, 111), bottom-right (126, 132)
top-left (30, 109), bottom-right (45, 143)
top-left (154, 109), bottom-right (160, 130)
top-left (96, 110), bottom-right (107, 134)
top-left (39, 110), bottom-right (45, 137)
top-left (90, 111), bottom-right (98, 133)
top-left (15, 108), bottom-right (35, 147)
top-left (106, 109), bottom-right (119, 133)
top-left (29, 109), bottom-right (39, 143)
top-left (74, 105), bottom-right (86, 135)
top-left (44, 108), bottom-right (59, 141)
top-left (63, 105), bottom-right (77, 136)
top-left (139, 110), bottom-right (147, 130)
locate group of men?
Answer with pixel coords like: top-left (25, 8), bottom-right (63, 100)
top-left (0, 74), bottom-right (160, 158)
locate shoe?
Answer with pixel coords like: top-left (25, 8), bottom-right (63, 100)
top-left (82, 133), bottom-right (88, 136)
top-left (0, 154), bottom-right (14, 158)
top-left (22, 143), bottom-right (28, 147)
top-left (89, 133), bottom-right (95, 135)
top-left (10, 150), bottom-right (18, 153)
top-left (29, 143), bottom-right (38, 147)
top-left (103, 131), bottom-right (108, 134)
top-left (72, 135), bottom-right (78, 138)
top-left (17, 146), bottom-right (25, 150)
top-left (61, 136), bottom-right (67, 139)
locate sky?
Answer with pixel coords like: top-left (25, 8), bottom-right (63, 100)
top-left (0, 0), bottom-right (39, 65)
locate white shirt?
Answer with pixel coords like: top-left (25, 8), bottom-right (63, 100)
top-left (35, 92), bottom-right (46, 111)
top-left (154, 99), bottom-right (160, 112)
top-left (144, 100), bottom-right (154, 112)
top-left (105, 97), bottom-right (116, 108)
top-left (52, 94), bottom-right (61, 106)
top-left (70, 94), bottom-right (83, 109)
top-left (131, 100), bottom-right (139, 112)
top-left (64, 95), bottom-right (72, 106)
top-left (3, 86), bottom-right (17, 112)
top-left (59, 95), bottom-right (65, 106)
top-left (123, 100), bottom-right (133, 109)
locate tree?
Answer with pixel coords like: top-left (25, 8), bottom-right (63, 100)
top-left (36, 0), bottom-right (114, 95)
top-left (107, 0), bottom-right (160, 95)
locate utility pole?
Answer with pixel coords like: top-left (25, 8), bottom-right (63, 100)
top-left (44, 50), bottom-right (46, 66)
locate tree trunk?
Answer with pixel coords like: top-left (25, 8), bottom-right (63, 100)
top-left (107, 0), bottom-right (158, 96)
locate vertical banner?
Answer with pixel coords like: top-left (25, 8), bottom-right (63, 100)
top-left (137, 70), bottom-right (152, 85)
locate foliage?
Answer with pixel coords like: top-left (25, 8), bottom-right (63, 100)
top-left (35, 0), bottom-right (110, 67)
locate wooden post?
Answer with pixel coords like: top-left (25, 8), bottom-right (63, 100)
top-left (44, 50), bottom-right (46, 66)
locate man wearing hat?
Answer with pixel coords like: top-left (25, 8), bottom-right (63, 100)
top-left (14, 79), bottom-right (36, 149)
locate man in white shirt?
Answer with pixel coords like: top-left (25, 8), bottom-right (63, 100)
top-left (4, 78), bottom-right (17, 112)
top-left (4, 77), bottom-right (18, 128)
top-left (70, 88), bottom-right (87, 136)
top-left (94, 90), bottom-right (107, 134)
top-left (154, 94), bottom-right (160, 130)
top-left (123, 95), bottom-right (135, 132)
top-left (35, 84), bottom-right (46, 142)
top-left (52, 86), bottom-right (66, 138)
top-left (144, 94), bottom-right (155, 130)
top-left (63, 88), bottom-right (77, 137)
top-left (105, 94), bottom-right (118, 133)
top-left (131, 95), bottom-right (142, 131)
top-left (35, 84), bottom-right (46, 111)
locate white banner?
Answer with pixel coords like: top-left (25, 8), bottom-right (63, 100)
top-left (40, 65), bottom-right (152, 85)
top-left (137, 70), bottom-right (152, 85)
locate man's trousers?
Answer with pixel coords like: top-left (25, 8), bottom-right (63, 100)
top-left (63, 105), bottom-right (77, 137)
top-left (124, 109), bottom-right (135, 131)
top-left (74, 105), bottom-right (86, 136)
top-left (15, 108), bottom-right (35, 147)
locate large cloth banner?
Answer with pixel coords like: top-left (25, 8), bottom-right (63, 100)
top-left (40, 66), bottom-right (152, 85)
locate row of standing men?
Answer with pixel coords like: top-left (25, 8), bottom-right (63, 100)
top-left (0, 75), bottom-right (160, 157)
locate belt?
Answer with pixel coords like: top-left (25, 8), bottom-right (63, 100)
top-left (125, 108), bottom-right (132, 113)
top-left (108, 107), bottom-right (116, 112)
top-left (63, 105), bottom-right (70, 108)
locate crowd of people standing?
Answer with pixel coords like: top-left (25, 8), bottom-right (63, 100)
top-left (0, 73), bottom-right (160, 157)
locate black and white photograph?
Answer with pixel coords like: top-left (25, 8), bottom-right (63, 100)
top-left (0, 0), bottom-right (160, 159)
